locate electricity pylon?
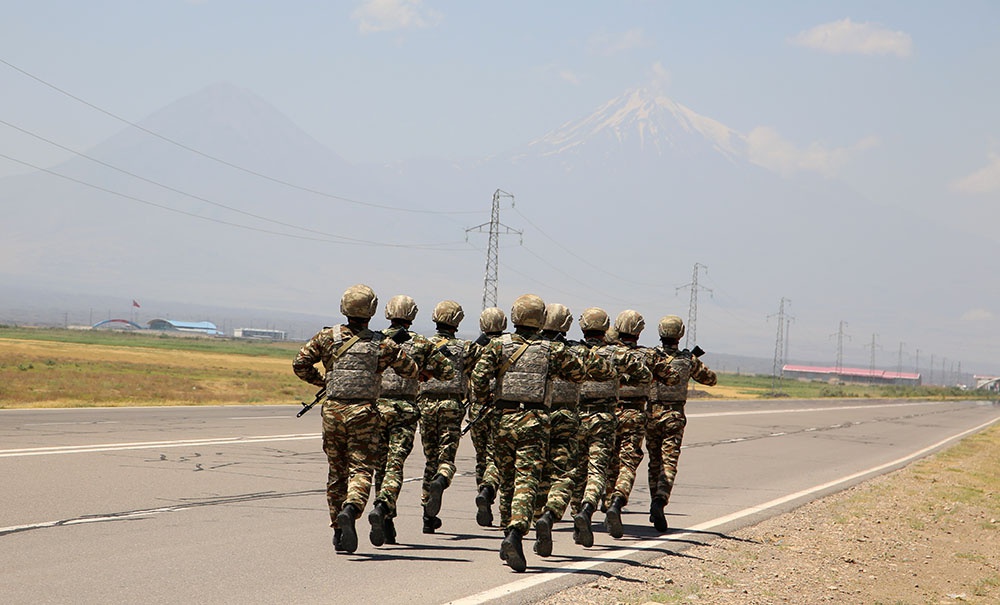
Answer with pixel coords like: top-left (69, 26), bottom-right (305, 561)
top-left (676, 262), bottom-right (711, 349)
top-left (466, 189), bottom-right (522, 310)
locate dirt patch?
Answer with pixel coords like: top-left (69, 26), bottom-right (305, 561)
top-left (535, 424), bottom-right (1000, 604)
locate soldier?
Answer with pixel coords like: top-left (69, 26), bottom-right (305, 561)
top-left (646, 315), bottom-right (716, 531)
top-left (469, 307), bottom-right (507, 527)
top-left (416, 300), bottom-right (473, 534)
top-left (369, 295), bottom-right (454, 546)
top-left (469, 294), bottom-right (587, 573)
top-left (533, 303), bottom-right (615, 558)
top-left (569, 307), bottom-right (652, 548)
top-left (604, 310), bottom-right (673, 539)
top-left (292, 284), bottom-right (417, 554)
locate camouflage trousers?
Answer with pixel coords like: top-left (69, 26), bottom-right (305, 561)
top-left (468, 401), bottom-right (500, 490)
top-left (372, 397), bottom-right (421, 517)
top-left (533, 406), bottom-right (580, 520)
top-left (321, 398), bottom-right (381, 527)
top-left (417, 394), bottom-right (464, 504)
top-left (606, 406), bottom-right (647, 506)
top-left (494, 408), bottom-right (550, 534)
top-left (570, 406), bottom-right (617, 512)
top-left (646, 402), bottom-right (687, 503)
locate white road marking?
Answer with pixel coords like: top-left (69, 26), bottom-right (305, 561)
top-left (0, 434), bottom-right (319, 458)
top-left (688, 400), bottom-right (951, 418)
top-left (443, 415), bottom-right (1000, 605)
top-left (22, 421), bottom-right (120, 426)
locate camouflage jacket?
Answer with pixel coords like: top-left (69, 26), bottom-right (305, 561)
top-left (292, 324), bottom-right (418, 391)
top-left (581, 336), bottom-right (653, 386)
top-left (381, 326), bottom-right (455, 398)
top-left (417, 330), bottom-right (471, 397)
top-left (469, 329), bottom-right (587, 404)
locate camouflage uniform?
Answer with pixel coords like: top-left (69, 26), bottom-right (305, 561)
top-left (416, 331), bottom-right (472, 511)
top-left (292, 320), bottom-right (417, 548)
top-left (373, 327), bottom-right (454, 522)
top-left (469, 307), bottom-right (508, 528)
top-left (646, 315), bottom-right (716, 532)
top-left (470, 296), bottom-right (587, 572)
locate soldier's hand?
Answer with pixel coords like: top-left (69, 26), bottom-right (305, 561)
top-left (418, 368), bottom-right (435, 382)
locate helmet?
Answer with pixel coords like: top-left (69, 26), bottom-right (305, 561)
top-left (604, 326), bottom-right (620, 344)
top-left (578, 307), bottom-right (610, 332)
top-left (510, 294), bottom-right (546, 328)
top-left (479, 307), bottom-right (508, 333)
top-left (543, 303), bottom-right (572, 333)
top-left (658, 315), bottom-right (685, 339)
top-left (432, 300), bottom-right (465, 327)
top-left (384, 294), bottom-right (418, 321)
top-left (614, 309), bottom-right (645, 337)
top-left (340, 284), bottom-right (378, 318)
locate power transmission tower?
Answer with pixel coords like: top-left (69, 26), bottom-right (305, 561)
top-left (865, 333), bottom-right (881, 380)
top-left (676, 263), bottom-right (711, 349)
top-left (831, 320), bottom-right (850, 374)
top-left (929, 353), bottom-right (935, 384)
top-left (769, 297), bottom-right (790, 394)
top-left (466, 189), bottom-right (521, 310)
top-left (896, 341), bottom-right (906, 379)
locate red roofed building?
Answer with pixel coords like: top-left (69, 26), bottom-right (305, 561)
top-left (782, 364), bottom-right (922, 386)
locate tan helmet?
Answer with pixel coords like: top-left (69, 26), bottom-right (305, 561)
top-left (432, 300), bottom-right (465, 327)
top-left (614, 309), bottom-right (645, 337)
top-left (604, 325), bottom-right (620, 344)
top-left (543, 303), bottom-right (572, 333)
top-left (479, 307), bottom-right (508, 333)
top-left (510, 294), bottom-right (546, 328)
top-left (658, 315), bottom-right (685, 339)
top-left (340, 284), bottom-right (378, 318)
top-left (384, 294), bottom-right (418, 321)
top-left (578, 307), bottom-right (610, 332)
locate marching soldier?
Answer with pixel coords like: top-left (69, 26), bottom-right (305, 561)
top-left (569, 307), bottom-right (652, 548)
top-left (533, 303), bottom-right (615, 558)
top-left (646, 315), bottom-right (716, 531)
top-left (469, 307), bottom-right (507, 527)
top-left (369, 295), bottom-right (454, 546)
top-left (469, 294), bottom-right (587, 572)
top-left (604, 309), bottom-right (675, 539)
top-left (292, 284), bottom-right (417, 554)
top-left (416, 300), bottom-right (473, 534)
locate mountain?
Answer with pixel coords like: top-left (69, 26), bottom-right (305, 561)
top-left (1, 84), bottom-right (997, 374)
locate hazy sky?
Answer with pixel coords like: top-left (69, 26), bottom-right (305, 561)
top-left (2, 1), bottom-right (999, 374)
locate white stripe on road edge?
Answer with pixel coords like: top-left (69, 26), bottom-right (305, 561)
top-left (689, 400), bottom-right (952, 418)
top-left (444, 415), bottom-right (1000, 605)
top-left (0, 434), bottom-right (319, 457)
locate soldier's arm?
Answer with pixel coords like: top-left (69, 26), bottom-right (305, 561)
top-left (550, 342), bottom-right (588, 383)
top-left (584, 347), bottom-right (616, 382)
top-left (421, 340), bottom-right (456, 381)
top-left (619, 349), bottom-right (653, 386)
top-left (292, 337), bottom-right (326, 388)
top-left (469, 342), bottom-right (500, 401)
top-left (649, 350), bottom-right (681, 385)
top-left (692, 358), bottom-right (718, 386)
top-left (382, 340), bottom-right (419, 379)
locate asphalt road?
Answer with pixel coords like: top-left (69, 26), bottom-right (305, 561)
top-left (2, 398), bottom-right (998, 605)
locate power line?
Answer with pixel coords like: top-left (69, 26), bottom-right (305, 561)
top-left (0, 56), bottom-right (479, 216)
top-left (0, 152), bottom-right (469, 250)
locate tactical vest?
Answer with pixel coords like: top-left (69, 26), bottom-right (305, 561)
top-left (651, 348), bottom-right (693, 402)
top-left (324, 330), bottom-right (384, 400)
top-left (380, 331), bottom-right (419, 398)
top-left (578, 344), bottom-right (620, 401)
top-left (495, 334), bottom-right (551, 404)
top-left (419, 337), bottom-right (468, 396)
top-left (617, 346), bottom-right (652, 399)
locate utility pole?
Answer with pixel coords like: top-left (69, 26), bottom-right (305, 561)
top-left (929, 353), bottom-right (935, 385)
top-left (831, 320), bottom-right (849, 374)
top-left (865, 333), bottom-right (881, 379)
top-left (915, 348), bottom-right (920, 377)
top-left (676, 262), bottom-right (711, 349)
top-left (466, 189), bottom-right (521, 310)
top-left (770, 297), bottom-right (789, 394)
top-left (897, 342), bottom-right (905, 382)
top-left (784, 316), bottom-right (794, 365)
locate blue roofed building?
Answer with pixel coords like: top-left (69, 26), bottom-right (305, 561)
top-left (147, 319), bottom-right (224, 336)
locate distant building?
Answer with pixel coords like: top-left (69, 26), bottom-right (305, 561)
top-left (974, 375), bottom-right (1000, 392)
top-left (234, 327), bottom-right (286, 340)
top-left (147, 319), bottom-right (224, 336)
top-left (783, 364), bottom-right (922, 386)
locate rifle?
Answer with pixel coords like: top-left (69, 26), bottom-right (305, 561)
top-left (461, 399), bottom-right (492, 435)
top-left (297, 387), bottom-right (326, 417)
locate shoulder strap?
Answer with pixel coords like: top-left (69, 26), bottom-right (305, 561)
top-left (499, 340), bottom-right (532, 377)
top-left (332, 333), bottom-right (362, 360)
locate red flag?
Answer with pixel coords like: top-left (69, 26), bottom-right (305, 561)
top-left (132, 299), bottom-right (141, 308)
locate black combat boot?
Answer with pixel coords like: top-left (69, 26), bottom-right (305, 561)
top-left (383, 517), bottom-right (397, 544)
top-left (335, 503), bottom-right (361, 553)
top-left (499, 526), bottom-right (512, 560)
top-left (368, 500), bottom-right (390, 546)
top-left (605, 495), bottom-right (626, 539)
top-left (475, 484), bottom-right (495, 527)
top-left (533, 510), bottom-right (556, 557)
top-left (500, 527), bottom-right (527, 572)
top-left (649, 497), bottom-right (668, 532)
top-left (422, 514), bottom-right (443, 534)
top-left (333, 527), bottom-right (345, 552)
top-left (572, 502), bottom-right (595, 547)
top-left (425, 474), bottom-right (449, 517)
